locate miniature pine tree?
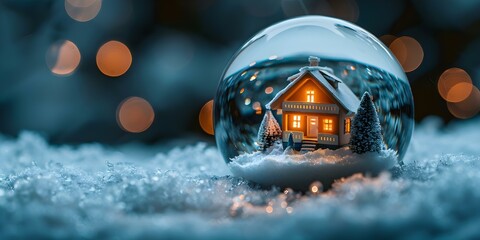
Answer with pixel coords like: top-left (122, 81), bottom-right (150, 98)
top-left (349, 92), bottom-right (384, 154)
top-left (257, 110), bottom-right (282, 151)
top-left (287, 133), bottom-right (294, 149)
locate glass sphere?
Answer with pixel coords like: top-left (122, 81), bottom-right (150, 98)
top-left (214, 16), bottom-right (414, 164)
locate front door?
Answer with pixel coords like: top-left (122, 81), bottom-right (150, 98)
top-left (307, 116), bottom-right (318, 138)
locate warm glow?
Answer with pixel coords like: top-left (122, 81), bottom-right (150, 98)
top-left (389, 36), bottom-right (424, 72)
top-left (117, 97), bottom-right (155, 133)
top-left (323, 119), bottom-right (333, 131)
top-left (447, 86), bottom-right (480, 119)
top-left (65, 0), bottom-right (102, 22)
top-left (345, 118), bottom-right (351, 133)
top-left (447, 82), bottom-right (474, 103)
top-left (239, 88), bottom-right (245, 94)
top-left (265, 206), bottom-right (273, 214)
top-left (265, 87), bottom-right (274, 94)
top-left (96, 41), bottom-right (132, 77)
top-left (46, 40), bottom-right (81, 76)
top-left (293, 115), bottom-right (301, 128)
top-left (310, 181), bottom-right (323, 194)
top-left (379, 34), bottom-right (397, 47)
top-left (199, 100), bottom-right (214, 135)
top-left (307, 90), bottom-right (315, 102)
top-left (438, 68), bottom-right (473, 102)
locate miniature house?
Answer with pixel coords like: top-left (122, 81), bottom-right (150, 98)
top-left (266, 57), bottom-right (360, 151)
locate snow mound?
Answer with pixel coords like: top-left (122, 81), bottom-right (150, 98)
top-left (229, 144), bottom-right (397, 190)
top-left (0, 117), bottom-right (480, 239)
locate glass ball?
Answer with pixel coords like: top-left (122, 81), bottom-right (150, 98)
top-left (214, 16), bottom-right (414, 164)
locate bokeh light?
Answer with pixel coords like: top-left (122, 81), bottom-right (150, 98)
top-left (117, 97), bottom-right (155, 133)
top-left (199, 100), bottom-right (214, 135)
top-left (379, 34), bottom-right (397, 47)
top-left (447, 86), bottom-right (480, 119)
top-left (46, 40), bottom-right (81, 76)
top-left (264, 87), bottom-right (274, 94)
top-left (389, 36), bottom-right (424, 72)
top-left (96, 41), bottom-right (132, 77)
top-left (438, 68), bottom-right (473, 102)
top-left (65, 0), bottom-right (102, 22)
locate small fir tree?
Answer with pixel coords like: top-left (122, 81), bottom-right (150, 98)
top-left (257, 110), bottom-right (282, 151)
top-left (287, 133), bottom-right (294, 149)
top-left (349, 92), bottom-right (384, 154)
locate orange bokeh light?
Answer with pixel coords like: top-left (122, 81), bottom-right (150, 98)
top-left (265, 87), bottom-right (274, 94)
top-left (389, 36), bottom-right (424, 72)
top-left (46, 40), bottom-right (81, 76)
top-left (199, 100), bottom-right (214, 135)
top-left (117, 97), bottom-right (155, 133)
top-left (65, 0), bottom-right (102, 22)
top-left (447, 86), bottom-right (480, 119)
top-left (96, 41), bottom-right (132, 77)
top-left (438, 68), bottom-right (473, 102)
top-left (379, 34), bottom-right (396, 47)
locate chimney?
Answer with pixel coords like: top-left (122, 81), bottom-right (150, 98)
top-left (309, 56), bottom-right (320, 66)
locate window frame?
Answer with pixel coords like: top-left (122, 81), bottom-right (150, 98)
top-left (306, 90), bottom-right (315, 103)
top-left (323, 118), bottom-right (333, 131)
top-left (344, 118), bottom-right (351, 134)
top-left (293, 115), bottom-right (301, 128)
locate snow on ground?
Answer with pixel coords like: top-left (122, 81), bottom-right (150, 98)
top-left (0, 117), bottom-right (480, 239)
top-left (229, 144), bottom-right (397, 190)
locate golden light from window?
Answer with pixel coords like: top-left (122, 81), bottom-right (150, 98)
top-left (323, 119), bottom-right (333, 131)
top-left (96, 41), bottom-right (132, 77)
top-left (65, 0), bottom-right (102, 22)
top-left (293, 115), bottom-right (301, 128)
top-left (438, 68), bottom-right (473, 103)
top-left (389, 36), bottom-right (424, 72)
top-left (265, 87), bottom-right (274, 94)
top-left (307, 90), bottom-right (315, 102)
top-left (199, 100), bottom-right (214, 135)
top-left (447, 86), bottom-right (480, 119)
top-left (46, 40), bottom-right (81, 76)
top-left (117, 97), bottom-right (155, 133)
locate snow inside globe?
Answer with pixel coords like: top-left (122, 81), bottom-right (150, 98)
top-left (214, 16), bottom-right (414, 190)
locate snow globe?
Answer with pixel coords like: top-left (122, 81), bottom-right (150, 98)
top-left (214, 16), bottom-right (414, 190)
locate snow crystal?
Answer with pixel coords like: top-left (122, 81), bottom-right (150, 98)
top-left (0, 117), bottom-right (480, 239)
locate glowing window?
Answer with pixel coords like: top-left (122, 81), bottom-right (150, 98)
top-left (307, 90), bottom-right (314, 102)
top-left (293, 115), bottom-right (301, 128)
top-left (345, 118), bottom-right (351, 133)
top-left (323, 119), bottom-right (333, 131)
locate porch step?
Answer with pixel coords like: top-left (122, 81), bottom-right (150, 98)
top-left (300, 139), bottom-right (317, 151)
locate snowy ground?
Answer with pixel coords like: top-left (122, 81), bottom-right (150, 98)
top-left (230, 144), bottom-right (397, 190)
top-left (1, 117), bottom-right (480, 239)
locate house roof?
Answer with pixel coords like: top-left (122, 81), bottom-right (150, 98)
top-left (266, 66), bottom-right (360, 113)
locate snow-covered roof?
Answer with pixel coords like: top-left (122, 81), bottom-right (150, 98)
top-left (266, 66), bottom-right (360, 113)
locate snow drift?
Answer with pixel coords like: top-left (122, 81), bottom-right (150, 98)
top-left (0, 117), bottom-right (479, 239)
top-left (229, 144), bottom-right (397, 190)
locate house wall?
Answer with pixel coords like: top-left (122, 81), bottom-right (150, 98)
top-left (338, 110), bottom-right (354, 145)
top-left (285, 78), bottom-right (335, 104)
top-left (283, 112), bottom-right (339, 135)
